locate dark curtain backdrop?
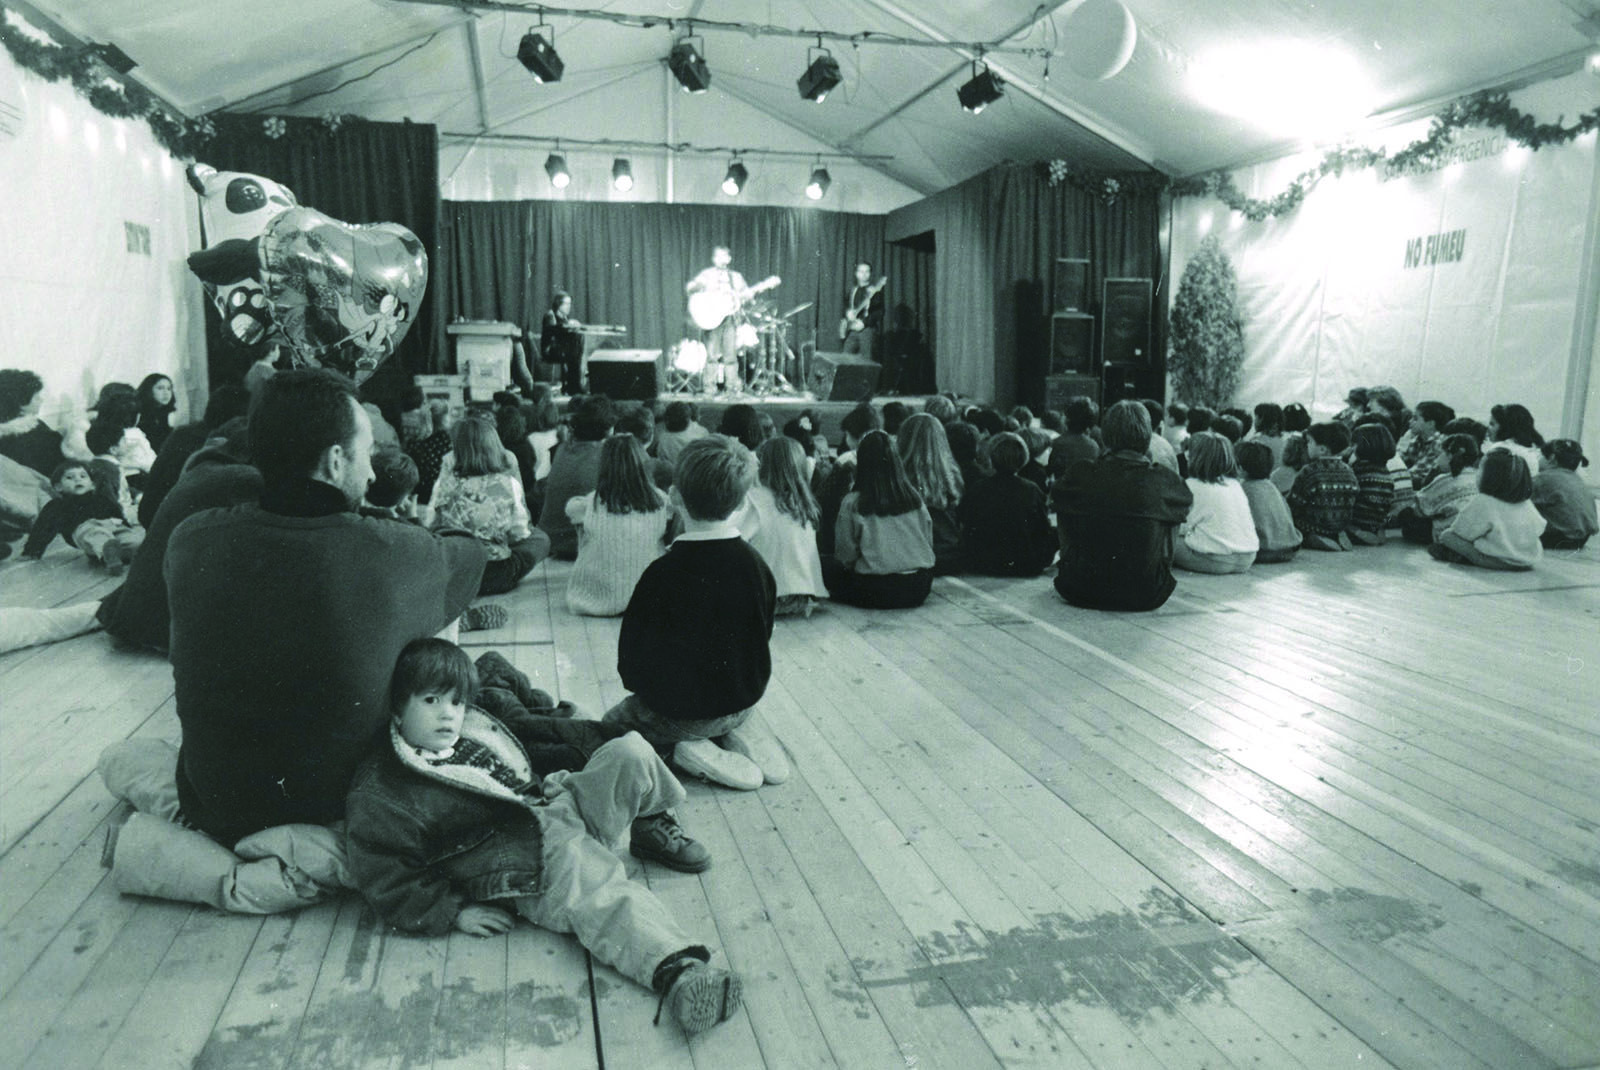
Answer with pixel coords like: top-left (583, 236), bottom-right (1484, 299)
top-left (883, 238), bottom-right (936, 393)
top-left (200, 117), bottom-right (440, 402)
top-left (887, 162), bottom-right (1164, 407)
top-left (440, 200), bottom-right (888, 372)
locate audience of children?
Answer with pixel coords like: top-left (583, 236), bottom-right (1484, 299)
top-left (1532, 439), bottom-right (1597, 550)
top-left (734, 437), bottom-right (828, 617)
top-left (1430, 450), bottom-right (1545, 570)
top-left (431, 414), bottom-right (550, 594)
top-left (959, 432), bottom-right (1056, 576)
top-left (345, 638), bottom-right (743, 1035)
top-left (603, 435), bottom-right (788, 790)
top-left (565, 435), bottom-right (677, 617)
top-left (1234, 441), bottom-right (1301, 563)
top-left (1174, 431), bottom-right (1259, 574)
top-left (1287, 422), bottom-right (1360, 551)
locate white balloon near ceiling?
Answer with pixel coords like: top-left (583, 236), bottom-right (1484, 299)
top-left (1062, 0), bottom-right (1139, 81)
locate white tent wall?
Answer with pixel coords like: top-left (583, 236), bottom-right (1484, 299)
top-left (1168, 71), bottom-right (1600, 469)
top-left (0, 47), bottom-right (205, 434)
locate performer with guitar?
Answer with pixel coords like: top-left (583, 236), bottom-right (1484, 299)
top-left (686, 246), bottom-right (780, 393)
top-left (540, 290), bottom-right (584, 395)
top-left (840, 262), bottom-right (887, 364)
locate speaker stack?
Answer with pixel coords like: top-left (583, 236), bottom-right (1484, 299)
top-left (808, 351), bottom-right (881, 402)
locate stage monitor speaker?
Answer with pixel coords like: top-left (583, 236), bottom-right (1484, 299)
top-left (1053, 257), bottom-right (1090, 313)
top-left (808, 351), bottom-right (880, 402)
top-left (1050, 313), bottom-right (1095, 375)
top-left (1045, 373), bottom-right (1100, 413)
top-left (1101, 277), bottom-right (1152, 367)
top-left (587, 349), bottom-right (661, 401)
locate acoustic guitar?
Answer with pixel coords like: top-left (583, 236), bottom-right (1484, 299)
top-left (839, 276), bottom-right (888, 340)
top-left (687, 275), bottom-right (781, 331)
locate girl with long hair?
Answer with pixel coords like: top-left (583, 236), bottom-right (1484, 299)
top-left (824, 430), bottom-right (934, 609)
top-left (565, 435), bottom-right (677, 616)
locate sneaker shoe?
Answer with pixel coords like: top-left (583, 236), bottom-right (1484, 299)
top-left (461, 603), bottom-right (509, 631)
top-left (630, 812), bottom-right (711, 873)
top-left (660, 962), bottom-right (742, 1034)
top-left (1348, 529), bottom-right (1384, 546)
top-left (722, 723), bottom-right (791, 785)
top-left (672, 739), bottom-right (762, 791)
top-left (1336, 530), bottom-right (1354, 551)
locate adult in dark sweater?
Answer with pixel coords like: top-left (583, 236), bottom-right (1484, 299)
top-left (97, 370), bottom-right (487, 912)
top-left (1052, 400), bottom-right (1192, 611)
top-left (137, 385), bottom-right (250, 529)
top-left (604, 436), bottom-right (783, 790)
top-left (537, 394), bottom-right (613, 559)
top-left (98, 419), bottom-right (260, 652)
top-left (0, 369), bottom-right (66, 477)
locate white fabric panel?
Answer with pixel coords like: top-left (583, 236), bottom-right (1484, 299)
top-left (0, 50), bottom-right (205, 434)
top-left (1170, 73), bottom-right (1599, 441)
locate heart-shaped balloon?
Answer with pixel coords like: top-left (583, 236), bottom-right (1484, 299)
top-left (257, 207), bottom-right (429, 384)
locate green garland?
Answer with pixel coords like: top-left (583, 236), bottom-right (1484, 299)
top-left (0, 2), bottom-right (359, 158)
top-left (1167, 91), bottom-right (1600, 221)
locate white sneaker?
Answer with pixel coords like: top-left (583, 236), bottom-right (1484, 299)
top-left (722, 723), bottom-right (791, 785)
top-left (673, 739), bottom-right (762, 791)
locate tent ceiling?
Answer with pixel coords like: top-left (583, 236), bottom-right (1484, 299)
top-left (34, 0), bottom-right (1600, 194)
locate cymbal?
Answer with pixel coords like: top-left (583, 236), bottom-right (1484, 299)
top-left (779, 302), bottom-right (813, 319)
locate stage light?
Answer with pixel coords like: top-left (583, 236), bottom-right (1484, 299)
top-left (957, 63), bottom-right (1004, 114)
top-left (669, 38), bottom-right (711, 93)
top-left (612, 158), bottom-right (634, 192)
top-left (797, 50), bottom-right (841, 102)
top-left (805, 166), bottom-right (831, 200)
top-left (721, 159), bottom-right (748, 196)
top-left (517, 28), bottom-right (563, 83)
top-left (544, 153), bottom-right (570, 188)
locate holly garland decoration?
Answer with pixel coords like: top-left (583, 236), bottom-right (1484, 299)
top-left (1049, 90), bottom-right (1600, 221)
top-left (0, 1), bottom-right (357, 158)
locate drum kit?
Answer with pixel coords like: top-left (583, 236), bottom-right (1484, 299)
top-left (670, 300), bottom-right (812, 396)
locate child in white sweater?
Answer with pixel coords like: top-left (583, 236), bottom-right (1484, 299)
top-left (566, 435), bottom-right (677, 616)
top-left (735, 437), bottom-right (827, 617)
top-left (1430, 451), bottom-right (1545, 570)
top-left (1175, 431), bottom-right (1259, 574)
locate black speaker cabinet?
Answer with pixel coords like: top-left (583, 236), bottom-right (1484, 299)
top-left (1049, 313), bottom-right (1095, 375)
top-left (1053, 257), bottom-right (1090, 313)
top-left (1101, 277), bottom-right (1152, 367)
top-left (587, 349), bottom-right (662, 400)
top-left (1045, 373), bottom-right (1101, 412)
top-left (808, 351), bottom-right (880, 402)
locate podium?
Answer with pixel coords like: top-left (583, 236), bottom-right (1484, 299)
top-left (447, 320), bottom-right (521, 401)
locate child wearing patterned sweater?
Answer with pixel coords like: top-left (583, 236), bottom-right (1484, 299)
top-left (345, 638), bottom-right (742, 1037)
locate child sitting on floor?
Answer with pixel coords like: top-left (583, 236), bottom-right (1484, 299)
top-left (735, 437), bottom-right (827, 617)
top-left (1287, 422), bottom-right (1359, 551)
top-left (1402, 434), bottom-right (1479, 545)
top-left (1269, 431), bottom-right (1307, 496)
top-left (1234, 440), bottom-right (1300, 563)
top-left (362, 446), bottom-right (421, 523)
top-left (432, 414), bottom-right (549, 595)
top-left (1174, 431), bottom-right (1258, 574)
top-left (1347, 421), bottom-right (1397, 545)
top-left (20, 460), bottom-right (143, 571)
top-left (825, 430), bottom-right (936, 609)
top-left (345, 638), bottom-right (742, 1036)
top-left (959, 432), bottom-right (1056, 576)
top-left (603, 435), bottom-right (788, 791)
top-left (1532, 439), bottom-right (1597, 550)
top-left (566, 435), bottom-right (677, 617)
top-left (1430, 451), bottom-right (1545, 570)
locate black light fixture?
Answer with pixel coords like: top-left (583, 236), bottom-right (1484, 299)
top-left (92, 42), bottom-right (137, 75)
top-left (797, 45), bottom-right (841, 102)
top-left (611, 158), bottom-right (634, 192)
top-left (957, 61), bottom-right (1005, 114)
top-left (805, 164), bottom-right (831, 201)
top-left (544, 152), bottom-right (570, 188)
top-left (721, 158), bottom-right (749, 196)
top-left (517, 23), bottom-right (564, 84)
top-left (668, 35), bottom-right (711, 93)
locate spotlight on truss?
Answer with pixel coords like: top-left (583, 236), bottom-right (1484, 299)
top-left (669, 38), bottom-right (711, 93)
top-left (612, 158), bottom-right (634, 192)
top-left (721, 159), bottom-right (749, 196)
top-left (805, 166), bottom-right (831, 200)
top-left (544, 153), bottom-right (570, 188)
top-left (517, 28), bottom-right (563, 83)
top-left (797, 50), bottom-right (841, 102)
top-left (957, 63), bottom-right (1005, 114)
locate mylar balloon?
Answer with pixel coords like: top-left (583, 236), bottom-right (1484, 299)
top-left (186, 164), bottom-right (298, 349)
top-left (256, 208), bottom-right (429, 385)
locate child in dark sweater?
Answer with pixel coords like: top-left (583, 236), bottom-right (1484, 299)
top-left (345, 639), bottom-right (742, 1037)
top-left (1347, 421), bottom-right (1397, 545)
top-left (1287, 422), bottom-right (1359, 551)
top-left (21, 460), bottom-right (143, 570)
top-left (603, 436), bottom-right (786, 791)
top-left (959, 433), bottom-right (1056, 576)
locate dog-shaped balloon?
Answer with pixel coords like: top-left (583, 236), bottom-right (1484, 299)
top-left (187, 164), bottom-right (298, 350)
top-left (186, 164), bottom-right (427, 385)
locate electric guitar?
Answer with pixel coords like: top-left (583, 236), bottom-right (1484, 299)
top-left (687, 275), bottom-right (782, 331)
top-left (839, 276), bottom-right (888, 340)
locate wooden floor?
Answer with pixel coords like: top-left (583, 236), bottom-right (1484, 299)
top-left (2, 534), bottom-right (1599, 1069)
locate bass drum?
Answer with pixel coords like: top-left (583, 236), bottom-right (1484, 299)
top-left (671, 338), bottom-right (707, 373)
top-left (734, 322), bottom-right (761, 351)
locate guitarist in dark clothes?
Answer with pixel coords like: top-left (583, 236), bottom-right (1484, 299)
top-left (840, 262), bottom-right (886, 364)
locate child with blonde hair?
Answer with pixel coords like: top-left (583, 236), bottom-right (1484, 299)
top-left (1174, 431), bottom-right (1258, 574)
top-left (566, 435), bottom-right (676, 616)
top-left (895, 412), bottom-right (965, 574)
top-left (735, 437), bottom-right (827, 616)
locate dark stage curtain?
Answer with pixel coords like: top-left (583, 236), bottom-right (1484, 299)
top-left (887, 162), bottom-right (1163, 407)
top-left (199, 116), bottom-right (440, 402)
top-left (441, 200), bottom-right (887, 375)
